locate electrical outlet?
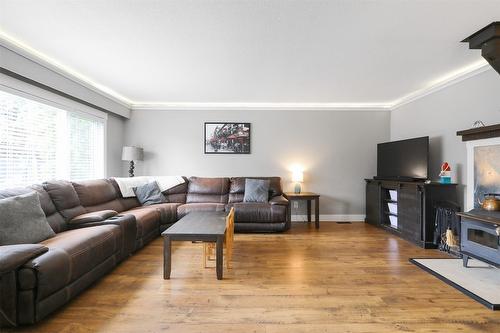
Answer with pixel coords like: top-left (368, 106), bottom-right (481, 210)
top-left (293, 202), bottom-right (299, 209)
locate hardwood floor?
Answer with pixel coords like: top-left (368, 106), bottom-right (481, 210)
top-left (9, 223), bottom-right (500, 333)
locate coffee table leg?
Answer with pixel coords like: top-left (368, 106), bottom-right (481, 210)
top-left (315, 197), bottom-right (320, 229)
top-left (216, 236), bottom-right (223, 280)
top-left (163, 236), bottom-right (171, 279)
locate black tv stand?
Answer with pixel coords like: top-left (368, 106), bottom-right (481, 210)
top-left (373, 176), bottom-right (425, 182)
top-left (365, 178), bottom-right (458, 248)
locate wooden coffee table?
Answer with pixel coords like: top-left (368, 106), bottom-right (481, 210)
top-left (162, 211), bottom-right (227, 280)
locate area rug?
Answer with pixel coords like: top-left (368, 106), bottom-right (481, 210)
top-left (410, 258), bottom-right (500, 310)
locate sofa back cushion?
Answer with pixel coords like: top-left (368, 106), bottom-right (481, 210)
top-left (0, 191), bottom-right (56, 245)
top-left (229, 177), bottom-right (282, 203)
top-left (0, 184), bottom-right (67, 233)
top-left (72, 179), bottom-right (118, 206)
top-left (108, 178), bottom-right (142, 210)
top-left (71, 179), bottom-right (136, 213)
top-left (162, 176), bottom-right (188, 203)
top-left (186, 177), bottom-right (229, 204)
top-left (43, 180), bottom-right (86, 221)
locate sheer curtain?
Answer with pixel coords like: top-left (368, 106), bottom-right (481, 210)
top-left (0, 89), bottom-right (105, 188)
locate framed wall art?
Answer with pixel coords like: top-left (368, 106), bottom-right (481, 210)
top-left (204, 122), bottom-right (251, 154)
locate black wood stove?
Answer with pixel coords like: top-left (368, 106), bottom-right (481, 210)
top-left (457, 210), bottom-right (500, 268)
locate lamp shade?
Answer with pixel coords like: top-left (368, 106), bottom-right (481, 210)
top-left (292, 170), bottom-right (303, 182)
top-left (122, 146), bottom-right (144, 161)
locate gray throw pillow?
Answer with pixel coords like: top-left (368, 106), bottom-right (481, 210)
top-left (0, 191), bottom-right (56, 245)
top-left (133, 181), bottom-right (166, 206)
top-left (243, 179), bottom-right (270, 203)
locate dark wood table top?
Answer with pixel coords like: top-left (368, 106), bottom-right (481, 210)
top-left (457, 209), bottom-right (500, 226)
top-left (284, 192), bottom-right (320, 198)
top-left (161, 211), bottom-right (227, 236)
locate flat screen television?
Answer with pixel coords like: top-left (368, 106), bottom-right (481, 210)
top-left (376, 136), bottom-right (429, 181)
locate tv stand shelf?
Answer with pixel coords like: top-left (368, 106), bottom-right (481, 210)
top-left (365, 179), bottom-right (458, 248)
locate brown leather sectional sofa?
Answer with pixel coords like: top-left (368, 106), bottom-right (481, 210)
top-left (0, 176), bottom-right (289, 327)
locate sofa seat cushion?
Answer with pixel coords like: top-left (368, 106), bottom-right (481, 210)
top-left (150, 203), bottom-right (181, 224)
top-left (177, 203), bottom-right (226, 219)
top-left (26, 225), bottom-right (120, 299)
top-left (123, 207), bottom-right (160, 239)
top-left (229, 202), bottom-right (286, 223)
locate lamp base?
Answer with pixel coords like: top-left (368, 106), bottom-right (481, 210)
top-left (294, 183), bottom-right (301, 194)
top-left (128, 160), bottom-right (135, 177)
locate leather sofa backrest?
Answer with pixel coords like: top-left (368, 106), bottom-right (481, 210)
top-left (163, 176), bottom-right (188, 203)
top-left (72, 179), bottom-right (140, 213)
top-left (229, 177), bottom-right (283, 203)
top-left (43, 180), bottom-right (86, 222)
top-left (186, 177), bottom-right (229, 204)
top-left (107, 178), bottom-right (142, 210)
top-left (0, 184), bottom-right (67, 233)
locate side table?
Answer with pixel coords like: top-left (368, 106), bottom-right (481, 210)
top-left (284, 192), bottom-right (320, 229)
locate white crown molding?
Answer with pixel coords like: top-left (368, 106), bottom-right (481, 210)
top-left (0, 30), bottom-right (132, 108)
top-left (130, 102), bottom-right (392, 111)
top-left (390, 60), bottom-right (491, 110)
top-left (0, 30), bottom-right (493, 112)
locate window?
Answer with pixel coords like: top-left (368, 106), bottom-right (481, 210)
top-left (0, 89), bottom-right (105, 188)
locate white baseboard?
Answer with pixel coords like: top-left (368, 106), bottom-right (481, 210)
top-left (291, 214), bottom-right (366, 222)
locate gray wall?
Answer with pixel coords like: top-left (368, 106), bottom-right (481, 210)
top-left (106, 113), bottom-right (126, 177)
top-left (124, 109), bottom-right (391, 217)
top-left (391, 69), bottom-right (500, 207)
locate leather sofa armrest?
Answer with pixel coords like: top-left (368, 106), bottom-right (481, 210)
top-left (68, 214), bottom-right (137, 258)
top-left (0, 245), bottom-right (48, 327)
top-left (69, 210), bottom-right (118, 225)
top-left (0, 244), bottom-right (48, 274)
top-left (269, 195), bottom-right (289, 206)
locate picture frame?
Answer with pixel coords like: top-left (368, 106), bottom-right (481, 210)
top-left (466, 137), bottom-right (500, 210)
top-left (204, 122), bottom-right (251, 154)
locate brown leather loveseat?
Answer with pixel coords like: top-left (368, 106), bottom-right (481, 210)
top-left (0, 176), bottom-right (289, 327)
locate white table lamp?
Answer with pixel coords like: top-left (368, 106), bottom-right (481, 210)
top-left (292, 170), bottom-right (303, 193)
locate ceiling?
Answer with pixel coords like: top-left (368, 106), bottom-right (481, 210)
top-left (0, 0), bottom-right (499, 108)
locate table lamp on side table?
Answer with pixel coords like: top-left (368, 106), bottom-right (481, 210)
top-left (292, 170), bottom-right (303, 194)
top-left (122, 146), bottom-right (144, 177)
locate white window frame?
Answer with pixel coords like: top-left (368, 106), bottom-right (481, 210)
top-left (0, 73), bottom-right (108, 180)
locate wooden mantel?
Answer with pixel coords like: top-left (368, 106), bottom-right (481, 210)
top-left (457, 123), bottom-right (500, 141)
